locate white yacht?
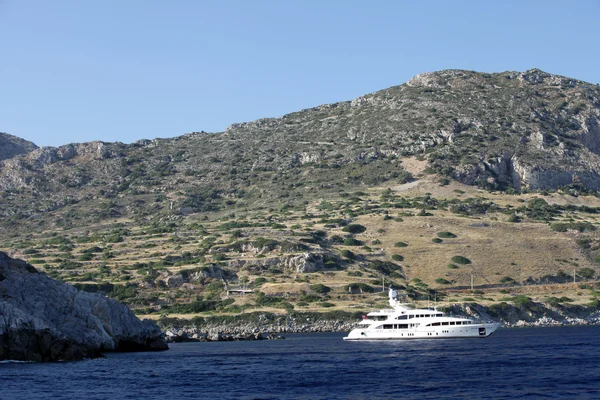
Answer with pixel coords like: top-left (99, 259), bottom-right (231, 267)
top-left (344, 289), bottom-right (501, 340)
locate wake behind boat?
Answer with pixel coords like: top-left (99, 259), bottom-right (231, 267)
top-left (344, 289), bottom-right (501, 340)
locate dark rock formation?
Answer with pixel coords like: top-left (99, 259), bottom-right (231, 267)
top-left (0, 252), bottom-right (168, 362)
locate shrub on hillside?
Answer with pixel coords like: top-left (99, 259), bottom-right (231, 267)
top-left (451, 255), bottom-right (471, 265)
top-left (310, 283), bottom-right (331, 294)
top-left (345, 283), bottom-right (374, 293)
top-left (578, 267), bottom-right (595, 280)
top-left (343, 238), bottom-right (362, 246)
top-left (342, 224), bottom-right (367, 234)
top-left (437, 231), bottom-right (457, 238)
top-left (340, 249), bottom-right (355, 259)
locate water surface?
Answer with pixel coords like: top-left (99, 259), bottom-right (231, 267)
top-left (2, 326), bottom-right (600, 399)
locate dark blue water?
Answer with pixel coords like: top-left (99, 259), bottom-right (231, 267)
top-left (2, 326), bottom-right (600, 400)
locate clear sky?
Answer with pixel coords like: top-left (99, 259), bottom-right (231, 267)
top-left (2, 0), bottom-right (599, 147)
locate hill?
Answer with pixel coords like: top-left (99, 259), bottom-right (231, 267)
top-left (1, 68), bottom-right (600, 326)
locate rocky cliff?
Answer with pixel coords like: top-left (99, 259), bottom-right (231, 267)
top-left (0, 252), bottom-right (167, 362)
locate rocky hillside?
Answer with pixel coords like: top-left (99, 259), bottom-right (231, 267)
top-left (1, 69), bottom-right (600, 232)
top-left (0, 252), bottom-right (167, 362)
top-left (2, 68), bottom-right (600, 328)
top-left (0, 132), bottom-right (37, 161)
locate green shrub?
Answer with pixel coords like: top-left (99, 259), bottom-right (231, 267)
top-left (394, 241), bottom-right (408, 248)
top-left (340, 249), bottom-right (355, 259)
top-left (78, 253), bottom-right (94, 261)
top-left (109, 285), bottom-right (138, 301)
top-left (578, 267), bottom-right (595, 279)
top-left (499, 276), bottom-right (515, 284)
top-left (508, 214), bottom-right (521, 223)
top-left (310, 283), bottom-right (331, 294)
top-left (342, 224), bottom-right (367, 234)
top-left (256, 293), bottom-right (284, 306)
top-left (254, 277), bottom-right (267, 286)
top-left (370, 260), bottom-right (403, 276)
top-left (500, 295), bottom-right (530, 307)
top-left (451, 255), bottom-right (471, 265)
top-left (547, 296), bottom-right (573, 306)
top-left (432, 238), bottom-right (443, 243)
top-left (343, 238), bottom-right (362, 246)
top-left (437, 232), bottom-right (456, 238)
top-left (299, 294), bottom-right (322, 303)
top-left (318, 302), bottom-right (335, 308)
top-left (345, 283), bottom-right (374, 293)
top-left (447, 264), bottom-right (459, 269)
top-left (435, 278), bottom-right (451, 285)
top-left (252, 237), bottom-right (279, 251)
top-left (391, 254), bottom-right (404, 262)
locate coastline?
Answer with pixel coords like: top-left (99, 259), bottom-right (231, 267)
top-left (158, 309), bottom-right (600, 342)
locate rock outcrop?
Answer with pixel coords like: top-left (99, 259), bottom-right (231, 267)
top-left (0, 252), bottom-right (168, 362)
top-left (0, 132), bottom-right (38, 162)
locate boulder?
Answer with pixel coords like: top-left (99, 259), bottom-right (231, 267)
top-left (0, 252), bottom-right (168, 362)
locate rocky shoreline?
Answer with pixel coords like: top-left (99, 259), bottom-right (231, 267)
top-left (165, 329), bottom-right (285, 342)
top-left (159, 303), bottom-right (600, 342)
top-left (0, 252), bottom-right (168, 362)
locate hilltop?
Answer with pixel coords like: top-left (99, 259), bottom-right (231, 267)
top-left (1, 68), bottom-right (600, 327)
top-left (0, 132), bottom-right (38, 162)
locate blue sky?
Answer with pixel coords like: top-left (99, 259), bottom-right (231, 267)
top-left (2, 0), bottom-right (599, 147)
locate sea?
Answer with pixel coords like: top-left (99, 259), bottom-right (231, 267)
top-left (2, 326), bottom-right (600, 400)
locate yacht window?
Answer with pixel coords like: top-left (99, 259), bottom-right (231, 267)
top-left (408, 315), bottom-right (414, 319)
top-left (383, 324), bottom-right (393, 329)
top-left (398, 324), bottom-right (408, 329)
top-left (450, 322), bottom-right (456, 325)
top-left (432, 322), bottom-right (440, 326)
top-left (442, 322), bottom-right (449, 326)
top-left (396, 315), bottom-right (408, 320)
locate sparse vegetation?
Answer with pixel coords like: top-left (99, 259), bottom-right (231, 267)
top-left (3, 68), bottom-right (600, 322)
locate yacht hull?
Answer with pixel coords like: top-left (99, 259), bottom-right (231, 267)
top-left (343, 322), bottom-right (501, 341)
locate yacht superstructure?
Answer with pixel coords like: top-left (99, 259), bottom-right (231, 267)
top-left (344, 289), bottom-right (501, 340)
